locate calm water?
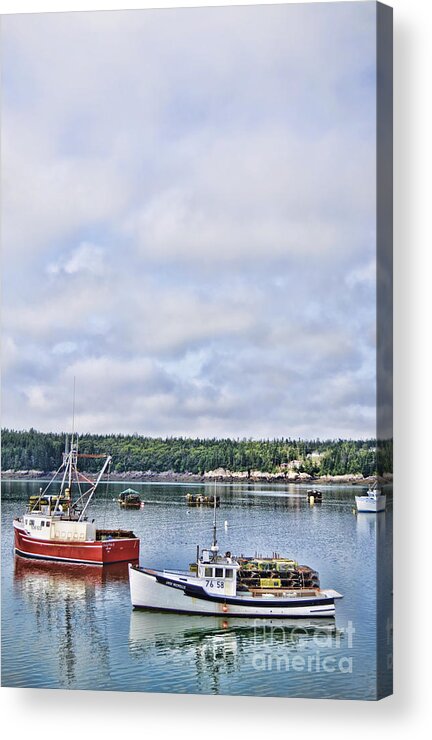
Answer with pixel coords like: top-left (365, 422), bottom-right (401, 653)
top-left (1, 481), bottom-right (392, 699)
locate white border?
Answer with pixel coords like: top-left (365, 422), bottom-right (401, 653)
top-left (1, 0), bottom-right (431, 736)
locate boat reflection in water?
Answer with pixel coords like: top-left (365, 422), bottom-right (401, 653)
top-left (128, 610), bottom-right (340, 694)
top-left (13, 557), bottom-right (133, 689)
top-left (355, 506), bottom-right (393, 697)
top-left (14, 555), bottom-right (132, 592)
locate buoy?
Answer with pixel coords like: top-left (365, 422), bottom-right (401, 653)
top-left (222, 604), bottom-right (228, 613)
top-left (224, 520), bottom-right (228, 529)
top-left (309, 495), bottom-right (315, 505)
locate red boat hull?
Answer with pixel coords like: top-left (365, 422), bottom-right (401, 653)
top-left (14, 522), bottom-right (140, 565)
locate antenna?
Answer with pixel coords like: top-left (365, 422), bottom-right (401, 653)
top-left (67, 377), bottom-right (76, 493)
top-left (71, 376), bottom-right (76, 448)
top-left (211, 481), bottom-right (218, 553)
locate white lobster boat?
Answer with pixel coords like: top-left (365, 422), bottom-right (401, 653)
top-left (355, 484), bottom-right (386, 513)
top-left (129, 504), bottom-right (342, 618)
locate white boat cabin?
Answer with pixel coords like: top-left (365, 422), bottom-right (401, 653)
top-left (22, 513), bottom-right (97, 542)
top-left (23, 491), bottom-right (97, 542)
top-left (367, 489), bottom-right (382, 501)
top-left (196, 548), bottom-right (240, 597)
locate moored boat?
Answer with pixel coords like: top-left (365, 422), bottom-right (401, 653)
top-left (307, 489), bottom-right (322, 503)
top-left (185, 493), bottom-right (220, 507)
top-left (118, 489), bottom-right (143, 508)
top-left (13, 438), bottom-right (140, 565)
top-left (129, 503), bottom-right (342, 618)
top-left (355, 483), bottom-right (386, 513)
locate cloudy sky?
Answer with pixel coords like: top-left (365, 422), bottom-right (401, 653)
top-left (1, 2), bottom-right (378, 439)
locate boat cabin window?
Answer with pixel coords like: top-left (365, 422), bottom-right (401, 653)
top-left (203, 566), bottom-right (233, 579)
top-left (41, 521), bottom-right (45, 527)
top-left (29, 519), bottom-right (35, 526)
top-left (45, 521), bottom-right (50, 527)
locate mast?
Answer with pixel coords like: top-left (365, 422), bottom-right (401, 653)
top-left (27, 380), bottom-right (112, 521)
top-left (211, 482), bottom-right (218, 554)
top-left (78, 455), bottom-right (112, 521)
top-left (68, 377), bottom-right (76, 492)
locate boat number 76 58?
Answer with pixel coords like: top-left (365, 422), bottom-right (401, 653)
top-left (205, 579), bottom-right (224, 589)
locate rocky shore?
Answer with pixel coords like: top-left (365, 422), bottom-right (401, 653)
top-left (1, 467), bottom-right (392, 485)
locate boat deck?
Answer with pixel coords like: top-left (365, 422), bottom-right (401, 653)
top-left (248, 588), bottom-right (320, 598)
top-left (96, 529), bottom-right (138, 540)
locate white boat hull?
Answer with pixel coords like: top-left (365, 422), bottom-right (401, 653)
top-left (129, 565), bottom-right (341, 618)
top-left (355, 494), bottom-right (386, 512)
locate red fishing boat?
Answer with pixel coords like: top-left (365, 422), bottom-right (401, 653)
top-left (13, 437), bottom-right (140, 565)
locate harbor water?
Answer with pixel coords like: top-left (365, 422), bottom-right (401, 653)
top-left (1, 481), bottom-right (392, 699)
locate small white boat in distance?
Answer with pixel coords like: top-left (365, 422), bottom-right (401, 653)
top-left (129, 503), bottom-right (342, 618)
top-left (355, 484), bottom-right (386, 513)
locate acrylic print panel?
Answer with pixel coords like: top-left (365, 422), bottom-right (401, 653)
top-left (1, 2), bottom-right (393, 699)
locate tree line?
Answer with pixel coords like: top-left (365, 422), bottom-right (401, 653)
top-left (1, 429), bottom-right (392, 477)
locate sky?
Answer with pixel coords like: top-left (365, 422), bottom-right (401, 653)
top-left (1, 2), bottom-right (378, 439)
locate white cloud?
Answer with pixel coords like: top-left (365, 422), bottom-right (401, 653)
top-left (346, 259), bottom-right (376, 288)
top-left (1, 118), bottom-right (132, 262)
top-left (1, 336), bottom-right (19, 373)
top-left (51, 341), bottom-right (78, 356)
top-left (1, 3), bottom-right (378, 438)
top-left (47, 242), bottom-right (106, 276)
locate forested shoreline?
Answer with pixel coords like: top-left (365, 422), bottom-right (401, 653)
top-left (1, 429), bottom-right (392, 478)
